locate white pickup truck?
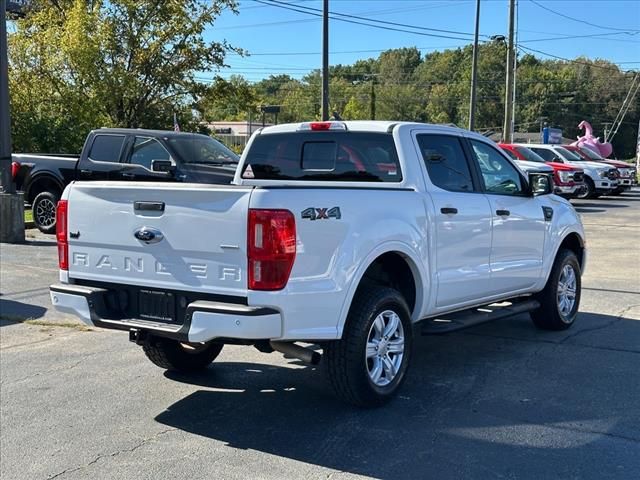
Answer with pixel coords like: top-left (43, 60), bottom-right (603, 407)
top-left (50, 121), bottom-right (586, 407)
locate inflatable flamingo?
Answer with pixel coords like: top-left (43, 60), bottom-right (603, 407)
top-left (571, 120), bottom-right (613, 158)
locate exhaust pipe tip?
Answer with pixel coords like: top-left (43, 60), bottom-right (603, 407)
top-left (270, 341), bottom-right (321, 365)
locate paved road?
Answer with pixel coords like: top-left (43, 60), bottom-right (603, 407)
top-left (1, 191), bottom-right (639, 480)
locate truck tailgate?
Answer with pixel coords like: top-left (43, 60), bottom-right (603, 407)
top-left (66, 182), bottom-right (253, 297)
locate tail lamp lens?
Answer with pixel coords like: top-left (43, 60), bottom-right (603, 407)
top-left (11, 161), bottom-right (20, 180)
top-left (56, 200), bottom-right (68, 270)
top-left (248, 209), bottom-right (296, 290)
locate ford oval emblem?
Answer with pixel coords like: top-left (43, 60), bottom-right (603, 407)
top-left (134, 227), bottom-right (164, 244)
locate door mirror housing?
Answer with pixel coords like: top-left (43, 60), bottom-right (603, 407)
top-left (151, 159), bottom-right (175, 173)
top-left (529, 172), bottom-right (553, 196)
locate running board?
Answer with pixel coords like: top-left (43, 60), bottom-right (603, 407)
top-left (420, 299), bottom-right (540, 335)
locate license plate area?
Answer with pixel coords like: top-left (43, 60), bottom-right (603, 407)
top-left (138, 289), bottom-right (176, 323)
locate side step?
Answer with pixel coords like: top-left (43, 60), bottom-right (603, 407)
top-left (420, 299), bottom-right (540, 335)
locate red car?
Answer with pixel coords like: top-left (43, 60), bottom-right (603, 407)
top-left (498, 144), bottom-right (586, 198)
top-left (563, 145), bottom-right (637, 194)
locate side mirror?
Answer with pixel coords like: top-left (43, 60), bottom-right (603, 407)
top-left (151, 159), bottom-right (175, 173)
top-left (529, 172), bottom-right (553, 196)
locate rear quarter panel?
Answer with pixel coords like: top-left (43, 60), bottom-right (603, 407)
top-left (248, 188), bottom-right (430, 340)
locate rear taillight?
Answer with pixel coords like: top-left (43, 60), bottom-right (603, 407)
top-left (56, 200), bottom-right (68, 270)
top-left (11, 161), bottom-right (20, 180)
top-left (248, 209), bottom-right (296, 291)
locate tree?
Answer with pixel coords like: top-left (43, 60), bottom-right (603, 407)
top-left (9, 0), bottom-right (238, 152)
top-left (198, 75), bottom-right (257, 121)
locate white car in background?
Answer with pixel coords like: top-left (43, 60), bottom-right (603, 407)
top-left (518, 144), bottom-right (619, 199)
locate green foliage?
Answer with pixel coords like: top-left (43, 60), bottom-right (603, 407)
top-left (9, 8), bottom-right (638, 158)
top-left (9, 0), bottom-right (238, 152)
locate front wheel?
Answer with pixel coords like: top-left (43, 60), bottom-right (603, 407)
top-left (324, 286), bottom-right (413, 408)
top-left (576, 178), bottom-right (595, 200)
top-left (530, 249), bottom-right (581, 330)
top-left (142, 336), bottom-right (223, 372)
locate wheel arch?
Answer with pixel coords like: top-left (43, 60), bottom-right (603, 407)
top-left (558, 231), bottom-right (585, 272)
top-left (337, 242), bottom-right (427, 338)
top-left (26, 173), bottom-right (65, 204)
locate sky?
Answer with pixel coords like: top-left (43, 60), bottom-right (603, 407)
top-left (204, 0), bottom-right (640, 82)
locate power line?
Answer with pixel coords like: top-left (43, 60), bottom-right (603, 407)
top-left (528, 0), bottom-right (640, 33)
top-left (518, 45), bottom-right (633, 72)
top-left (251, 0), bottom-right (481, 41)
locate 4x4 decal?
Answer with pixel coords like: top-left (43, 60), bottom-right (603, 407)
top-left (301, 207), bottom-right (341, 221)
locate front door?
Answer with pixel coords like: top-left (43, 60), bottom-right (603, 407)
top-left (467, 139), bottom-right (547, 294)
top-left (414, 133), bottom-right (493, 308)
top-left (119, 136), bottom-right (176, 182)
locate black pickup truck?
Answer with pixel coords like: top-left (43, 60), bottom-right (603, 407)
top-left (12, 128), bottom-right (239, 233)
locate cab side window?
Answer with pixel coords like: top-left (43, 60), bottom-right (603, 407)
top-left (417, 134), bottom-right (474, 192)
top-left (130, 137), bottom-right (171, 170)
top-left (470, 140), bottom-right (524, 195)
top-left (88, 135), bottom-right (125, 163)
top-left (529, 147), bottom-right (555, 162)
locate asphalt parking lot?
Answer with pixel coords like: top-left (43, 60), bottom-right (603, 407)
top-left (1, 190), bottom-right (639, 480)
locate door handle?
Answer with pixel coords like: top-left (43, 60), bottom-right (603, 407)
top-left (80, 169), bottom-right (92, 177)
top-left (121, 172), bottom-right (135, 178)
top-left (496, 209), bottom-right (510, 216)
top-left (440, 207), bottom-right (458, 215)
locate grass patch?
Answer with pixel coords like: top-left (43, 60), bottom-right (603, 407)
top-left (25, 209), bottom-right (33, 223)
top-left (23, 319), bottom-right (92, 331)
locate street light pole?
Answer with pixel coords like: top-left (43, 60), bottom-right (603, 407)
top-left (0, 0), bottom-right (14, 194)
top-left (0, 0), bottom-right (25, 243)
top-left (502, 0), bottom-right (516, 143)
top-left (321, 0), bottom-right (329, 121)
top-left (468, 0), bottom-right (480, 131)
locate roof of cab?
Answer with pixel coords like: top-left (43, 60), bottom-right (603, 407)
top-left (258, 121), bottom-right (471, 136)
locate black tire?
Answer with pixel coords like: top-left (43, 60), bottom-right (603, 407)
top-left (324, 286), bottom-right (413, 408)
top-left (609, 186), bottom-right (624, 196)
top-left (142, 336), bottom-right (223, 372)
top-left (32, 191), bottom-right (60, 234)
top-left (576, 178), bottom-right (596, 200)
top-left (530, 249), bottom-right (581, 331)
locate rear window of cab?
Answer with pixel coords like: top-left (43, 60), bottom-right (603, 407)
top-left (241, 132), bottom-right (402, 182)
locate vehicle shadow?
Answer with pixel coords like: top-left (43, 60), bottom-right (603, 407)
top-left (0, 298), bottom-right (48, 325)
top-left (155, 312), bottom-right (640, 479)
top-left (23, 239), bottom-right (58, 247)
top-left (571, 202), bottom-right (628, 208)
top-left (574, 207), bottom-right (606, 213)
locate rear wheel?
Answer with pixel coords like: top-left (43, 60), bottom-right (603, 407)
top-left (324, 286), bottom-right (412, 408)
top-left (530, 249), bottom-right (581, 330)
top-left (32, 191), bottom-right (59, 234)
top-left (142, 336), bottom-right (223, 372)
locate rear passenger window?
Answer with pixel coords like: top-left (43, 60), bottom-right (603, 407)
top-left (417, 134), bottom-right (474, 192)
top-left (88, 135), bottom-right (125, 163)
top-left (242, 132), bottom-right (402, 182)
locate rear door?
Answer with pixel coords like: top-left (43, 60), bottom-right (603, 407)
top-left (467, 139), bottom-right (546, 294)
top-left (78, 133), bottom-right (128, 181)
top-left (66, 182), bottom-right (253, 297)
top-left (414, 132), bottom-right (493, 308)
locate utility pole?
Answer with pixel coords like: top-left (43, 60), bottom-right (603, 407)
top-left (502, 0), bottom-right (516, 143)
top-left (0, 0), bottom-right (25, 243)
top-left (321, 0), bottom-right (329, 121)
top-left (370, 77), bottom-right (376, 120)
top-left (468, 0), bottom-right (481, 131)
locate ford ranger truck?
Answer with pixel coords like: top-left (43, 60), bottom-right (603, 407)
top-left (50, 122), bottom-right (586, 407)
